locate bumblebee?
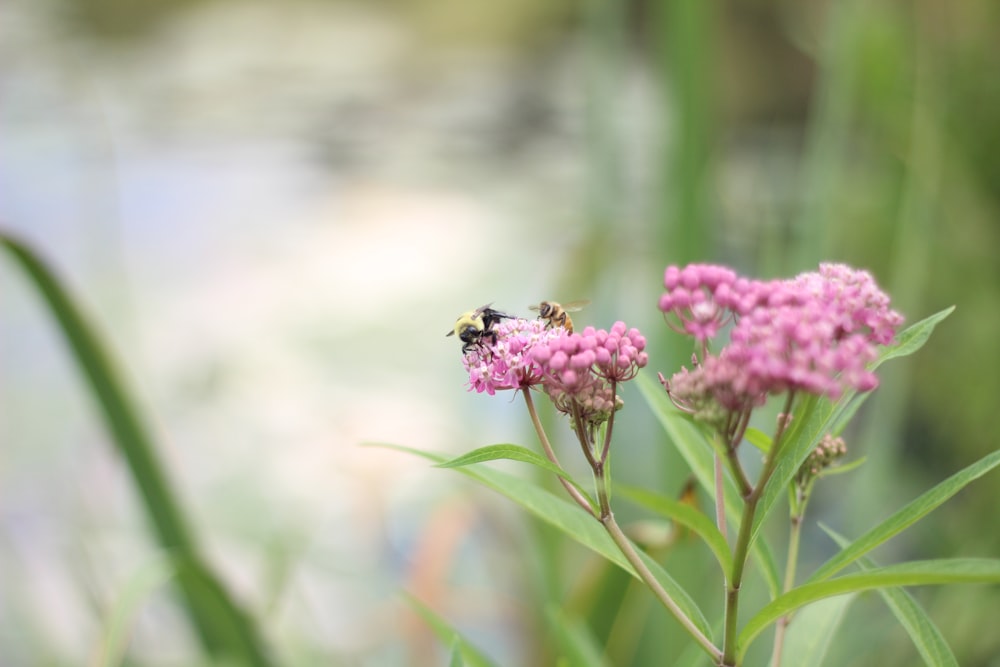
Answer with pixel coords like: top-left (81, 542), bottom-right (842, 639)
top-left (446, 304), bottom-right (513, 353)
top-left (529, 300), bottom-right (590, 334)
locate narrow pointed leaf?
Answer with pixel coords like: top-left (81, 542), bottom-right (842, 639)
top-left (822, 525), bottom-right (958, 667)
top-left (0, 232), bottom-right (270, 665)
top-left (744, 427), bottom-right (773, 454)
top-left (808, 449), bottom-right (1000, 583)
top-left (437, 444), bottom-right (595, 508)
top-left (373, 443), bottom-right (712, 639)
top-left (738, 558), bottom-right (1000, 658)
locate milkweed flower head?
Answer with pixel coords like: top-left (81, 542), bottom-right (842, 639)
top-left (661, 262), bottom-right (903, 431)
top-left (530, 322), bottom-right (648, 426)
top-left (462, 318), bottom-right (567, 395)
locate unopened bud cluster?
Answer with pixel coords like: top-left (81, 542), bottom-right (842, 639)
top-left (796, 434), bottom-right (847, 487)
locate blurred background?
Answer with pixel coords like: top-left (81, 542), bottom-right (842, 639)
top-left (2, 0), bottom-right (999, 665)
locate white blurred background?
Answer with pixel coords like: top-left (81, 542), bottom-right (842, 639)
top-left (1, 1), bottom-right (662, 664)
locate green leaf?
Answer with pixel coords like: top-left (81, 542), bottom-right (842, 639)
top-left (547, 607), bottom-right (612, 667)
top-left (617, 485), bottom-right (733, 576)
top-left (777, 594), bottom-right (855, 667)
top-left (807, 449), bottom-right (1000, 583)
top-left (0, 232), bottom-right (271, 665)
top-left (403, 593), bottom-right (498, 667)
top-left (877, 306), bottom-right (955, 364)
top-left (744, 428), bottom-right (773, 454)
top-left (738, 558), bottom-right (1000, 658)
top-left (437, 444), bottom-right (595, 509)
top-left (635, 373), bottom-right (782, 599)
top-left (372, 443), bottom-right (713, 640)
top-left (751, 307), bottom-right (956, 554)
top-left (817, 456), bottom-right (867, 479)
top-left (822, 525), bottom-right (958, 667)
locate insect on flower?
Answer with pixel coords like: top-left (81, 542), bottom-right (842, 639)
top-left (446, 304), bottom-right (513, 353)
top-left (529, 300), bottom-right (590, 334)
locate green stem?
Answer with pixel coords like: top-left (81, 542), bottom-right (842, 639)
top-left (771, 484), bottom-right (810, 667)
top-left (721, 392), bottom-right (797, 666)
top-left (522, 391), bottom-right (596, 517)
top-left (714, 453), bottom-right (728, 540)
top-left (602, 506), bottom-right (723, 663)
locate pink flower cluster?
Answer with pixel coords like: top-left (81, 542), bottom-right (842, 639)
top-left (531, 322), bottom-right (649, 423)
top-left (462, 317), bottom-right (649, 424)
top-left (462, 318), bottom-right (566, 395)
top-left (662, 263), bottom-right (903, 412)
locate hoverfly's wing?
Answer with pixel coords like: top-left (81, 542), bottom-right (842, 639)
top-left (561, 299), bottom-right (591, 312)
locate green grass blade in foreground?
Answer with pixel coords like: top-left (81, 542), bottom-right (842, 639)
top-left (636, 372), bottom-right (782, 598)
top-left (751, 308), bottom-right (956, 553)
top-left (403, 594), bottom-right (498, 667)
top-left (438, 444), bottom-right (595, 509)
top-left (807, 449), bottom-right (1000, 584)
top-left (0, 232), bottom-right (271, 665)
top-left (822, 525), bottom-right (958, 667)
top-left (372, 443), bottom-right (712, 639)
top-left (617, 485), bottom-right (733, 576)
top-left (738, 558), bottom-right (1000, 659)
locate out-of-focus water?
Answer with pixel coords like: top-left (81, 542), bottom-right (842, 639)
top-left (0, 1), bottom-right (665, 663)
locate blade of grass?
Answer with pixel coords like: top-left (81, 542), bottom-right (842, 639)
top-left (0, 232), bottom-right (270, 665)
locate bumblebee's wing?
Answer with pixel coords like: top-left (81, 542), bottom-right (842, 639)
top-left (471, 303), bottom-right (494, 317)
top-left (562, 299), bottom-right (591, 312)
